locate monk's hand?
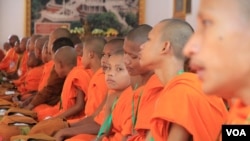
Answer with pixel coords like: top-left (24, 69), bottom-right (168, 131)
top-left (54, 129), bottom-right (66, 141)
top-left (24, 103), bottom-right (34, 110)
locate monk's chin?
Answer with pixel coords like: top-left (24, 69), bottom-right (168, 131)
top-left (202, 85), bottom-right (234, 99)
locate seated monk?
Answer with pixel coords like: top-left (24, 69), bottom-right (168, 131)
top-left (0, 35), bottom-right (19, 73)
top-left (36, 46), bottom-right (92, 121)
top-left (15, 51), bottom-right (43, 101)
top-left (24, 28), bottom-right (72, 110)
top-left (74, 42), bottom-right (83, 66)
top-left (139, 19), bottom-right (228, 141)
top-left (53, 38), bottom-right (124, 140)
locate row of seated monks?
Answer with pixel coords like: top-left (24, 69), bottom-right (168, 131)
top-left (0, 18), bottom-right (229, 141)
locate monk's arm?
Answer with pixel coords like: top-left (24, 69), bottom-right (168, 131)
top-left (56, 89), bottom-right (85, 119)
top-left (167, 123), bottom-right (192, 141)
top-left (69, 93), bottom-right (107, 127)
top-left (25, 68), bottom-right (64, 110)
top-left (54, 118), bottom-right (100, 140)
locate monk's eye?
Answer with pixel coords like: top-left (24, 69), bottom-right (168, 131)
top-left (116, 67), bottom-right (123, 72)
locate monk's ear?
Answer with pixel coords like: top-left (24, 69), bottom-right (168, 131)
top-left (161, 41), bottom-right (171, 55)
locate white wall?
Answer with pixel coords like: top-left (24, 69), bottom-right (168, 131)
top-left (186, 0), bottom-right (200, 29)
top-left (0, 0), bottom-right (25, 48)
top-left (145, 0), bottom-right (200, 29)
top-left (0, 0), bottom-right (199, 48)
top-left (145, 0), bottom-right (173, 26)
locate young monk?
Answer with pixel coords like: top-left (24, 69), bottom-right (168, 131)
top-left (13, 36), bottom-right (47, 103)
top-left (25, 37), bottom-right (74, 115)
top-left (17, 37), bottom-right (29, 78)
top-left (24, 28), bottom-right (71, 110)
top-left (28, 34), bottom-right (42, 52)
top-left (81, 37), bottom-right (108, 116)
top-left (12, 38), bottom-right (30, 86)
top-left (35, 46), bottom-right (92, 121)
top-left (0, 35), bottom-right (19, 74)
top-left (183, 0), bottom-right (250, 138)
top-left (15, 51), bottom-right (43, 100)
top-left (6, 37), bottom-right (29, 80)
top-left (74, 42), bottom-right (83, 57)
top-left (34, 36), bottom-right (49, 61)
top-left (53, 38), bottom-right (124, 141)
top-left (74, 42), bottom-right (83, 66)
top-left (95, 50), bottom-right (131, 141)
top-left (138, 19), bottom-right (228, 141)
top-left (3, 42), bottom-right (10, 52)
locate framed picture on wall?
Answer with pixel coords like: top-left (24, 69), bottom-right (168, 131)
top-left (24, 0), bottom-right (145, 37)
top-left (173, 0), bottom-right (187, 20)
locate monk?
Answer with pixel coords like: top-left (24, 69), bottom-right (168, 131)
top-left (74, 42), bottom-right (83, 57)
top-left (7, 37), bottom-right (29, 79)
top-left (15, 51), bottom-right (43, 100)
top-left (81, 37), bottom-right (108, 116)
top-left (17, 37), bottom-right (29, 78)
top-left (138, 19), bottom-right (228, 141)
top-left (108, 24), bottom-right (161, 141)
top-left (0, 35), bottom-right (19, 73)
top-left (183, 0), bottom-right (250, 140)
top-left (28, 34), bottom-right (42, 52)
top-left (24, 28), bottom-right (71, 110)
top-left (3, 42), bottom-right (10, 52)
top-left (74, 42), bottom-right (83, 66)
top-left (34, 36), bottom-right (49, 61)
top-left (95, 50), bottom-right (131, 141)
top-left (53, 38), bottom-right (124, 141)
top-left (36, 46), bottom-right (92, 121)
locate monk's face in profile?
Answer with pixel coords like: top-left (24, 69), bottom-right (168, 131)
top-left (123, 38), bottom-right (148, 76)
top-left (183, 0), bottom-right (250, 98)
top-left (105, 54), bottom-right (130, 91)
top-left (81, 44), bottom-right (91, 69)
top-left (14, 41), bottom-right (21, 54)
top-left (41, 41), bottom-right (51, 63)
top-left (140, 23), bottom-right (164, 70)
top-left (27, 51), bottom-right (39, 68)
top-left (19, 38), bottom-right (27, 53)
top-left (74, 43), bottom-right (83, 57)
top-left (29, 39), bottom-right (36, 52)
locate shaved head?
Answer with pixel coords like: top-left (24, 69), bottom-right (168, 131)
top-left (126, 24), bottom-right (152, 46)
top-left (48, 28), bottom-right (71, 54)
top-left (8, 35), bottom-right (19, 47)
top-left (106, 38), bottom-right (124, 51)
top-left (35, 36), bottom-right (49, 51)
top-left (159, 19), bottom-right (194, 60)
top-left (84, 37), bottom-right (107, 59)
top-left (54, 46), bottom-right (77, 67)
top-left (29, 34), bottom-right (42, 51)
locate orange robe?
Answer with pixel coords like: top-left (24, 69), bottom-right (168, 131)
top-left (30, 61), bottom-right (54, 116)
top-left (150, 72), bottom-right (229, 141)
top-left (0, 48), bottom-right (18, 72)
top-left (0, 49), bottom-right (5, 62)
top-left (17, 65), bottom-right (44, 96)
top-left (128, 74), bottom-right (163, 141)
top-left (225, 99), bottom-right (250, 124)
top-left (217, 99), bottom-right (250, 141)
top-left (36, 66), bottom-right (92, 121)
top-left (100, 86), bottom-right (136, 141)
top-left (17, 51), bottom-right (28, 77)
top-left (37, 60), bottom-right (54, 91)
top-left (77, 56), bottom-right (82, 66)
top-left (84, 68), bottom-right (108, 116)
